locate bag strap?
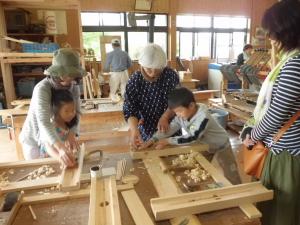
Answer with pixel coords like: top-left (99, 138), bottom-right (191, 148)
top-left (273, 110), bottom-right (300, 143)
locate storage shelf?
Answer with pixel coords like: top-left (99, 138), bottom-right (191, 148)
top-left (13, 72), bottom-right (44, 77)
top-left (7, 33), bottom-right (56, 36)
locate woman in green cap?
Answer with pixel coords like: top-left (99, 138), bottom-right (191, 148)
top-left (19, 48), bottom-right (86, 167)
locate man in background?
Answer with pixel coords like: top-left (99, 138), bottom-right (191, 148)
top-left (237, 44), bottom-right (253, 66)
top-left (104, 39), bottom-right (132, 101)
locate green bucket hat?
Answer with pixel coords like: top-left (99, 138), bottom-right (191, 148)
top-left (44, 48), bottom-right (87, 78)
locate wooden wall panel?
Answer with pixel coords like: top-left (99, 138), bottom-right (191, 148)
top-left (176, 0), bottom-right (252, 16)
top-left (250, 0), bottom-right (276, 43)
top-left (56, 9), bottom-right (81, 50)
top-left (81, 0), bottom-right (169, 13)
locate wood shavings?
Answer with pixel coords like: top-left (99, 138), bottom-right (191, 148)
top-left (137, 166), bottom-right (146, 170)
top-left (171, 151), bottom-right (200, 167)
top-left (129, 168), bottom-right (135, 172)
top-left (0, 172), bottom-right (9, 187)
top-left (172, 151), bottom-right (210, 183)
top-left (8, 169), bottom-right (14, 175)
top-left (26, 165), bottom-right (55, 181)
top-left (185, 165), bottom-right (210, 183)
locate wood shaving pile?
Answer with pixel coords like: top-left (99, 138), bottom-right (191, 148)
top-left (172, 151), bottom-right (210, 183)
top-left (0, 172), bottom-right (9, 187)
top-left (26, 165), bottom-right (55, 180)
top-left (184, 165), bottom-right (210, 183)
top-left (171, 151), bottom-right (199, 167)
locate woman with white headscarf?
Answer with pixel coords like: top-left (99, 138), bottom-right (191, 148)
top-left (123, 44), bottom-right (179, 149)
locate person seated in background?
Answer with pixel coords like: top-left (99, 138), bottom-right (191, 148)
top-left (237, 44), bottom-right (253, 66)
top-left (140, 87), bottom-right (241, 185)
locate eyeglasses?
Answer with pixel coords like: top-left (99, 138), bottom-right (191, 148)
top-left (53, 76), bottom-right (82, 85)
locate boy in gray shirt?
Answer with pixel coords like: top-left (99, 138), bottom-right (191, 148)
top-left (141, 87), bottom-right (241, 184)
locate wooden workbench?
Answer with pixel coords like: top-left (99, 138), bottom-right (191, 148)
top-left (0, 151), bottom-right (261, 225)
top-left (0, 102), bottom-right (128, 160)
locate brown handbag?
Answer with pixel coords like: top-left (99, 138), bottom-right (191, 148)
top-left (243, 111), bottom-right (300, 179)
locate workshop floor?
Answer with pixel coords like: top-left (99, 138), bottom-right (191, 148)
top-left (0, 128), bottom-right (251, 183)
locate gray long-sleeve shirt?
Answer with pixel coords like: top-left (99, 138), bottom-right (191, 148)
top-left (104, 48), bottom-right (132, 72)
top-left (153, 104), bottom-right (229, 152)
top-left (19, 78), bottom-right (80, 148)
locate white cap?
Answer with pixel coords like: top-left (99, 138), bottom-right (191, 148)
top-left (138, 43), bottom-right (167, 69)
top-left (111, 39), bottom-right (120, 45)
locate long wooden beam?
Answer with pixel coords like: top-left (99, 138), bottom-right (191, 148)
top-left (0, 158), bottom-right (58, 169)
top-left (151, 182), bottom-right (273, 221)
top-left (194, 153), bottom-right (262, 219)
top-left (143, 157), bottom-right (203, 225)
top-left (121, 189), bottom-right (155, 225)
top-left (131, 144), bottom-right (208, 160)
top-left (88, 166), bottom-right (121, 225)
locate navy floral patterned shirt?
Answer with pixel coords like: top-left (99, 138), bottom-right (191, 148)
top-left (123, 67), bottom-right (180, 141)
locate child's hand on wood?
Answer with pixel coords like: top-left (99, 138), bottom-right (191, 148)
top-left (54, 141), bottom-right (76, 168)
top-left (155, 139), bottom-right (169, 150)
top-left (138, 139), bottom-right (154, 150)
top-left (66, 131), bottom-right (79, 150)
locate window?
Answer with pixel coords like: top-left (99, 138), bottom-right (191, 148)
top-left (128, 32), bottom-right (148, 59)
top-left (179, 32), bottom-right (193, 59)
top-left (82, 32), bottom-right (102, 60)
top-left (81, 12), bottom-right (123, 26)
top-left (176, 14), bottom-right (249, 61)
top-left (195, 32), bottom-right (211, 57)
top-left (215, 33), bottom-right (230, 60)
top-left (177, 15), bottom-right (211, 28)
top-left (232, 32), bottom-right (246, 59)
top-left (155, 14), bottom-right (167, 26)
top-left (81, 13), bottom-right (100, 26)
top-left (100, 13), bottom-right (124, 26)
top-left (82, 12), bottom-right (168, 61)
top-left (154, 32), bottom-right (167, 53)
top-left (214, 16), bottom-right (247, 29)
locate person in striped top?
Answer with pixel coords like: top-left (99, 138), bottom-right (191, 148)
top-left (242, 1), bottom-right (300, 224)
top-left (19, 48), bottom-right (86, 167)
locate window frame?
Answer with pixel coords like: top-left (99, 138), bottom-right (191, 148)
top-left (81, 12), bottom-right (168, 59)
top-left (176, 15), bottom-right (250, 60)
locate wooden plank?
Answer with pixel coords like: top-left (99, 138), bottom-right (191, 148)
top-left (143, 157), bottom-right (181, 197)
top-left (0, 158), bottom-right (57, 169)
top-left (6, 193), bottom-right (22, 225)
top-left (131, 144), bottom-right (208, 160)
top-left (21, 188), bottom-right (90, 205)
top-left (107, 176), bottom-right (121, 225)
top-left (194, 153), bottom-right (262, 219)
top-left (0, 177), bottom-right (59, 195)
top-left (10, 99), bottom-right (31, 106)
top-left (143, 157), bottom-right (203, 225)
top-left (0, 52), bottom-right (53, 58)
top-left (121, 189), bottom-right (155, 225)
top-left (150, 182), bottom-right (273, 221)
top-left (116, 183), bottom-right (134, 192)
top-left (88, 173), bottom-right (121, 225)
top-left (88, 172), bottom-right (106, 225)
top-left (1, 61), bottom-right (16, 108)
top-left (0, 170), bottom-right (116, 196)
top-left (193, 90), bottom-right (219, 101)
top-left (3, 57), bottom-right (53, 63)
top-left (59, 144), bottom-right (85, 191)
